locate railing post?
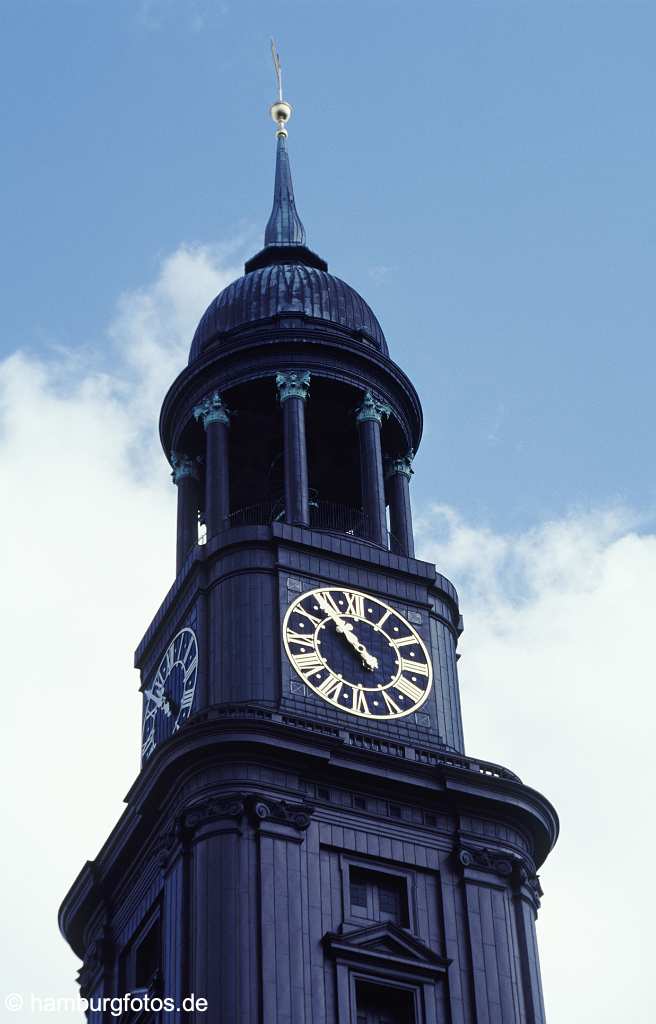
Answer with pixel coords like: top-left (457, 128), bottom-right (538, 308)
top-left (355, 390), bottom-right (390, 548)
top-left (171, 452), bottom-right (201, 574)
top-left (194, 391), bottom-right (231, 539)
top-left (276, 370), bottom-right (311, 526)
top-left (385, 450), bottom-right (415, 557)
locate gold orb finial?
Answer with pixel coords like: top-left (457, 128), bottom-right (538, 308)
top-left (270, 39), bottom-right (292, 137)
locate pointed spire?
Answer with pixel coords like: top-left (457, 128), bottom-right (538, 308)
top-left (264, 134), bottom-right (307, 247)
top-left (244, 43), bottom-right (327, 274)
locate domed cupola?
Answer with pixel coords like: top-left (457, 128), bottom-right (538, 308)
top-left (188, 134), bottom-right (388, 362)
top-left (161, 82), bottom-right (423, 570)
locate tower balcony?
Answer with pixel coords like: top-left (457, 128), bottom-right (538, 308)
top-left (222, 496), bottom-right (398, 550)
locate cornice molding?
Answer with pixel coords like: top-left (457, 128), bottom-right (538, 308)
top-left (159, 334), bottom-right (423, 456)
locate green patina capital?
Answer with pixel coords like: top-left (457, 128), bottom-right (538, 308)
top-left (386, 449), bottom-right (415, 480)
top-left (170, 451), bottom-right (200, 485)
top-left (275, 370), bottom-right (311, 403)
top-left (355, 389), bottom-right (392, 425)
top-left (193, 391), bottom-right (231, 428)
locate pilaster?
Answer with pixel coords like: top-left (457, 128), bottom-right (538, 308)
top-left (454, 844), bottom-right (545, 1024)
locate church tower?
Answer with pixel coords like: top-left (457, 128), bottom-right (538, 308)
top-left (60, 72), bottom-right (558, 1024)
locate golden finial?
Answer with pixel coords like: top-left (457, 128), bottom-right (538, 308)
top-left (270, 38), bottom-right (292, 137)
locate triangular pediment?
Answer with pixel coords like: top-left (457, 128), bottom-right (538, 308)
top-left (323, 922), bottom-right (449, 977)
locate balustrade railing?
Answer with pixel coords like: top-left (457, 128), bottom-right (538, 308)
top-left (225, 499), bottom-right (378, 544)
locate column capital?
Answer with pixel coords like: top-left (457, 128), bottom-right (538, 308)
top-left (276, 370), bottom-right (311, 403)
top-left (170, 451), bottom-right (200, 485)
top-left (386, 449), bottom-right (415, 480)
top-left (355, 389), bottom-right (392, 425)
top-left (193, 391), bottom-right (231, 428)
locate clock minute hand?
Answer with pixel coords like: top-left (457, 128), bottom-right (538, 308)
top-left (316, 595), bottom-right (379, 671)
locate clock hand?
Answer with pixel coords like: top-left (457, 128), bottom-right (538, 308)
top-left (316, 595), bottom-right (379, 671)
top-left (144, 687), bottom-right (173, 717)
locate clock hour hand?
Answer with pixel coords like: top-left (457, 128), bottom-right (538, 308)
top-left (316, 594), bottom-right (379, 671)
top-left (144, 686), bottom-right (173, 717)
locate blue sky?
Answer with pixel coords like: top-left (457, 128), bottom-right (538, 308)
top-left (2, 0), bottom-right (654, 531)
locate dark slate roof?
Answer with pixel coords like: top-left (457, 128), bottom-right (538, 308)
top-left (188, 130), bottom-right (388, 363)
top-left (189, 263), bottom-right (388, 362)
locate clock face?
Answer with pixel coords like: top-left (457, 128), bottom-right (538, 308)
top-left (283, 587), bottom-right (432, 719)
top-left (141, 627), bottom-right (198, 761)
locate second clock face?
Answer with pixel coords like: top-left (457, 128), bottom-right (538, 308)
top-left (283, 587), bottom-right (432, 719)
top-left (141, 627), bottom-right (198, 761)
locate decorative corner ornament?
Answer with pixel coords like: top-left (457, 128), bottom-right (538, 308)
top-left (175, 791), bottom-right (315, 838)
top-left (355, 389), bottom-right (392, 424)
top-left (170, 451), bottom-right (200, 485)
top-left (455, 844), bottom-right (543, 911)
top-left (78, 931), bottom-right (113, 999)
top-left (193, 391), bottom-right (231, 428)
top-left (247, 795), bottom-right (315, 831)
top-left (386, 449), bottom-right (415, 480)
top-left (456, 845), bottom-right (514, 877)
top-left (276, 370), bottom-right (311, 403)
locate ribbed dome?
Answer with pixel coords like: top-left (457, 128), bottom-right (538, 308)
top-left (189, 263), bottom-right (387, 363)
top-left (188, 129), bottom-right (389, 362)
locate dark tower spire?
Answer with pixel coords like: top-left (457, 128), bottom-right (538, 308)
top-left (245, 42), bottom-right (327, 274)
top-left (264, 134), bottom-right (307, 247)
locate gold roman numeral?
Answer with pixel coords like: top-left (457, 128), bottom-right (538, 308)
top-left (294, 651), bottom-right (325, 676)
top-left (400, 657), bottom-right (429, 676)
top-left (142, 732), bottom-right (156, 758)
top-left (376, 609), bottom-right (392, 631)
top-left (381, 690), bottom-right (402, 714)
top-left (396, 677), bottom-right (425, 703)
top-left (181, 635), bottom-right (195, 666)
top-left (343, 592), bottom-right (365, 618)
top-left (297, 607), bottom-right (322, 628)
top-left (180, 687), bottom-right (195, 710)
top-left (353, 686), bottom-right (368, 714)
top-left (316, 675), bottom-right (343, 700)
top-left (286, 630), bottom-right (316, 647)
top-left (394, 635), bottom-right (419, 648)
top-left (318, 591), bottom-right (342, 615)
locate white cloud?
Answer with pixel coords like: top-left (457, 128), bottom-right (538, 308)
top-left (417, 505), bottom-right (656, 1024)
top-left (0, 244), bottom-right (651, 1021)
top-left (0, 243), bottom-right (240, 1016)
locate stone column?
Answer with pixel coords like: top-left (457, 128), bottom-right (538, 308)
top-left (171, 452), bottom-right (200, 574)
top-left (355, 390), bottom-right (391, 547)
top-left (386, 450), bottom-right (415, 557)
top-left (193, 391), bottom-right (231, 538)
top-left (276, 371), bottom-right (311, 527)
